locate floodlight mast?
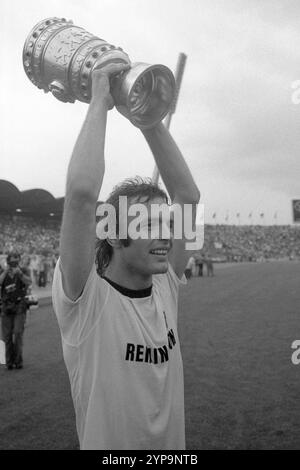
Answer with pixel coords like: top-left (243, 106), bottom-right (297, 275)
top-left (152, 52), bottom-right (187, 185)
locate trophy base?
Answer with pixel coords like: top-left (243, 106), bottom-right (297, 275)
top-left (113, 63), bottom-right (175, 129)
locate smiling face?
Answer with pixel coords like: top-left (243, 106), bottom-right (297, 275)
top-left (118, 196), bottom-right (173, 277)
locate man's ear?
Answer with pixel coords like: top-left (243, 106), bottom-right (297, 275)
top-left (106, 237), bottom-right (123, 249)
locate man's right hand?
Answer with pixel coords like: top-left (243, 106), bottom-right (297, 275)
top-left (91, 63), bottom-right (131, 110)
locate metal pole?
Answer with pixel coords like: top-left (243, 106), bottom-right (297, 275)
top-left (152, 53), bottom-right (187, 184)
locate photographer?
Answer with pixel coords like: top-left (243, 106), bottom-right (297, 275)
top-left (0, 251), bottom-right (31, 370)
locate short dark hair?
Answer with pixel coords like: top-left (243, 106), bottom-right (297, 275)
top-left (95, 177), bottom-right (169, 276)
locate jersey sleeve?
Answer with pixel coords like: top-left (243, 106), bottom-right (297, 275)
top-left (166, 263), bottom-right (187, 291)
top-left (52, 258), bottom-right (108, 346)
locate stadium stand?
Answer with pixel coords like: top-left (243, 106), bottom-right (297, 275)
top-left (202, 224), bottom-right (300, 262)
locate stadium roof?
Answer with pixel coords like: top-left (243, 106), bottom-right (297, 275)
top-left (0, 180), bottom-right (104, 219)
top-left (0, 179), bottom-right (64, 218)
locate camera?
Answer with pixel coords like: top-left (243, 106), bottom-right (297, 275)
top-left (25, 294), bottom-right (39, 308)
top-left (7, 260), bottom-right (19, 268)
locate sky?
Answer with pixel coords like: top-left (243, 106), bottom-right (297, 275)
top-left (0, 0), bottom-right (300, 225)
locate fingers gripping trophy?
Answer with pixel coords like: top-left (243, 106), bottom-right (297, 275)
top-left (23, 17), bottom-right (175, 129)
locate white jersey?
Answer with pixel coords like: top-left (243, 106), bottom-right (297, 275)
top-left (52, 259), bottom-right (186, 450)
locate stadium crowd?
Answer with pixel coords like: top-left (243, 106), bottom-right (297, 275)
top-left (202, 224), bottom-right (300, 262)
top-left (0, 214), bottom-right (299, 287)
top-left (0, 215), bottom-right (59, 287)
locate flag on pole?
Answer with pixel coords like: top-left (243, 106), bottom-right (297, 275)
top-left (168, 53), bottom-right (187, 115)
top-left (292, 200), bottom-right (300, 223)
top-left (152, 53), bottom-right (187, 184)
top-left (212, 213), bottom-right (216, 219)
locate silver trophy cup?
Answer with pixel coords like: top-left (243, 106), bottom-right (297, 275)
top-left (23, 17), bottom-right (175, 129)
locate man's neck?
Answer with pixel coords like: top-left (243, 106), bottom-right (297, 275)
top-left (104, 262), bottom-right (152, 290)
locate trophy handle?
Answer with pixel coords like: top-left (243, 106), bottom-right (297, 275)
top-left (48, 80), bottom-right (75, 103)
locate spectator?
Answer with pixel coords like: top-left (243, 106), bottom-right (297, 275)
top-left (194, 253), bottom-right (204, 276)
top-left (185, 256), bottom-right (195, 279)
top-left (0, 251), bottom-right (31, 370)
top-left (29, 254), bottom-right (39, 286)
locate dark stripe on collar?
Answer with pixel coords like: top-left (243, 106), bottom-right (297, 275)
top-left (102, 276), bottom-right (152, 298)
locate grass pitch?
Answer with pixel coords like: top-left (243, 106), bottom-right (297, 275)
top-left (0, 261), bottom-right (299, 449)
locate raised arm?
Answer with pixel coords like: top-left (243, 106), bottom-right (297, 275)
top-left (59, 63), bottom-right (130, 301)
top-left (142, 123), bottom-right (200, 278)
top-left (18, 267), bottom-right (32, 286)
top-left (0, 267), bottom-right (31, 286)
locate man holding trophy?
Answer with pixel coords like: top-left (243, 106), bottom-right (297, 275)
top-left (24, 17), bottom-right (200, 450)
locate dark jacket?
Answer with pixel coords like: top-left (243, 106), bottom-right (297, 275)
top-left (0, 268), bottom-right (30, 313)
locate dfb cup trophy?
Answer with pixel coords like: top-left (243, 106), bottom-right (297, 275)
top-left (23, 17), bottom-right (176, 129)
